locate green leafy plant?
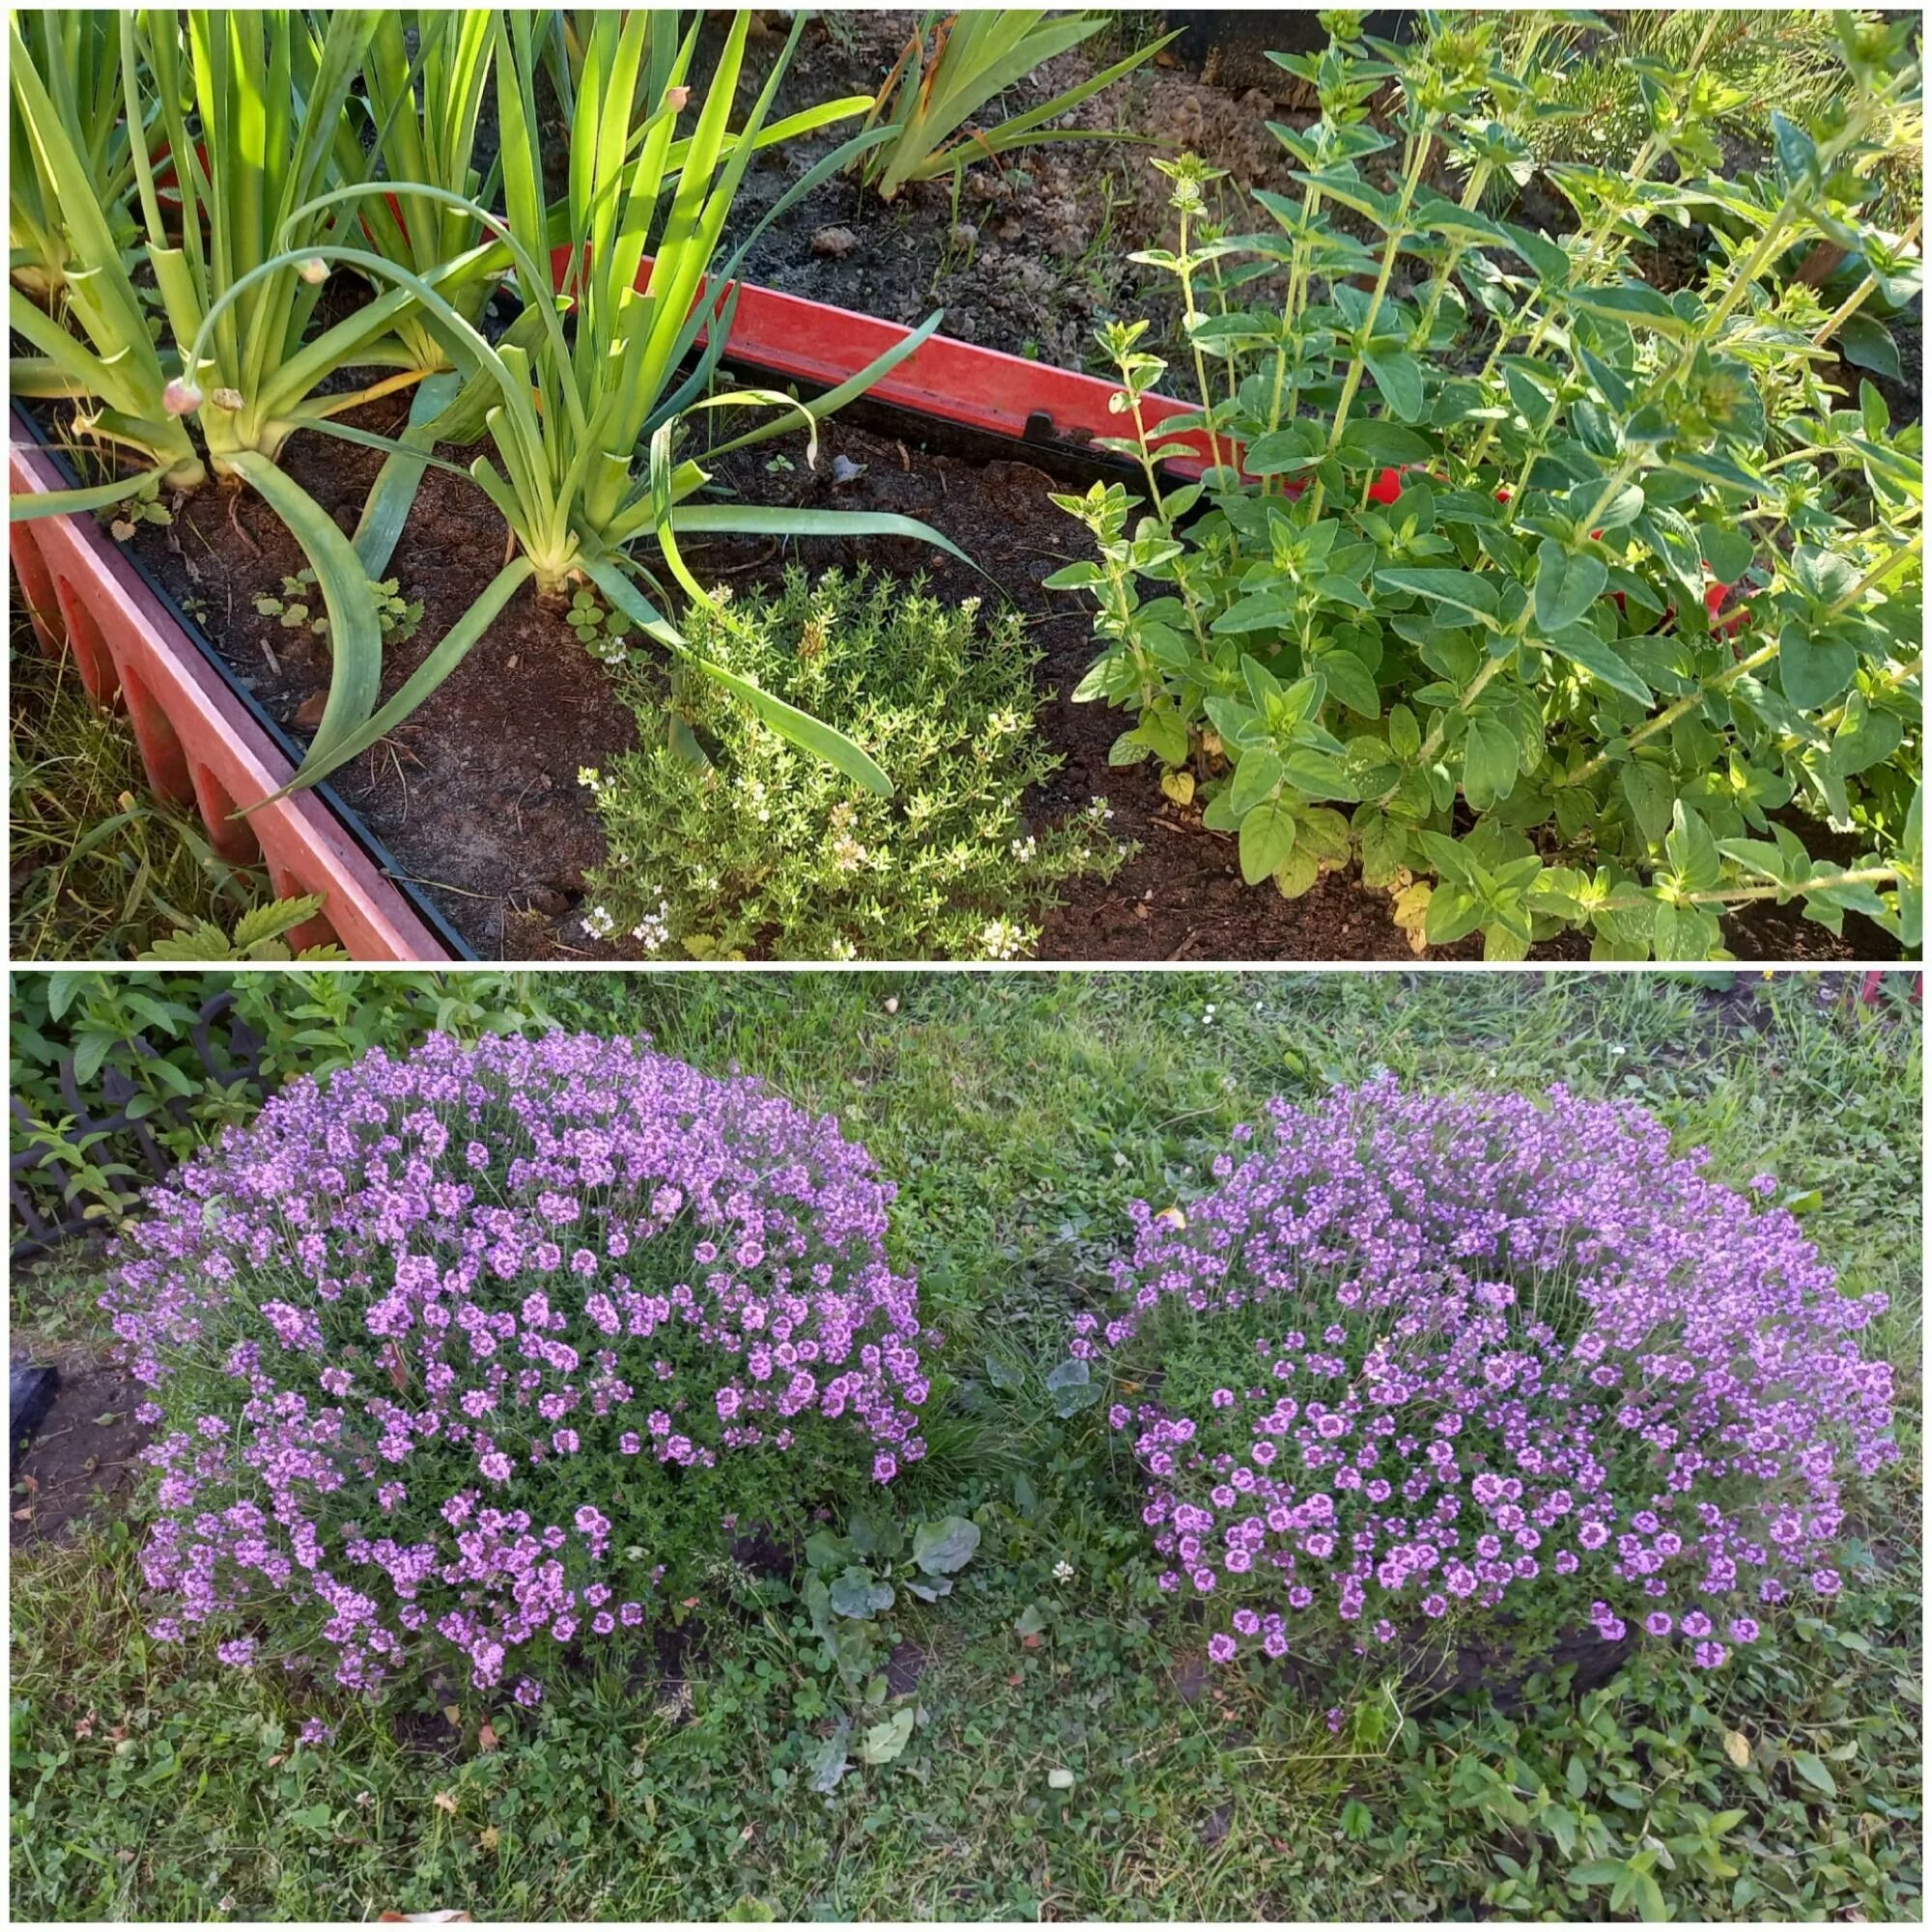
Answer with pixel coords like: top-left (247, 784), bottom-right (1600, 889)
top-left (138, 895), bottom-right (347, 962)
top-left (1378, 1577), bottom-right (1921, 1921)
top-left (857, 10), bottom-right (1175, 202)
top-left (790, 1504), bottom-right (982, 1790)
top-left (801, 1508), bottom-right (982, 1701)
top-left (252, 569), bottom-right (422, 644)
top-left (577, 567), bottom-right (1127, 960)
top-left (1052, 11), bottom-right (1922, 959)
top-left (104, 491), bottom-right (173, 541)
top-left (563, 587), bottom-right (635, 665)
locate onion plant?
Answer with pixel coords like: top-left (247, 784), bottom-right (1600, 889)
top-left (209, 10), bottom-right (965, 800)
top-left (8, 10), bottom-right (149, 298)
top-left (348, 11), bottom-right (500, 381)
top-left (124, 8), bottom-right (498, 475)
top-left (8, 14), bottom-right (206, 506)
top-left (859, 9), bottom-right (1174, 202)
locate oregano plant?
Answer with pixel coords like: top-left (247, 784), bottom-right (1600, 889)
top-left (1051, 9), bottom-right (1921, 959)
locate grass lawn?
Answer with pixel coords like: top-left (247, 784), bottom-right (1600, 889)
top-left (9, 970), bottom-right (1922, 1920)
top-left (9, 622), bottom-right (276, 963)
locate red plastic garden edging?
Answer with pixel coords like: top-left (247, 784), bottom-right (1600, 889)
top-left (9, 281), bottom-right (1218, 963)
top-left (10, 415), bottom-right (459, 962)
top-left (679, 266), bottom-right (1224, 477)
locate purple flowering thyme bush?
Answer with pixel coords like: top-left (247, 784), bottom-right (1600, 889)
top-left (1072, 1075), bottom-right (1897, 1678)
top-left (103, 1032), bottom-right (932, 1701)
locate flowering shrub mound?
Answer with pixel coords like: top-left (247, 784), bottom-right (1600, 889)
top-left (1072, 1076), bottom-right (1896, 1673)
top-left (104, 1033), bottom-right (931, 1700)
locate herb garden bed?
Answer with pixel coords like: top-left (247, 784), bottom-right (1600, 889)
top-left (104, 381), bottom-right (1466, 962)
top-left (53, 343), bottom-right (1895, 963)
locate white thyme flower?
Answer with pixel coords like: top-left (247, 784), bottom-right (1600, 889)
top-left (979, 918), bottom-right (1026, 960)
top-left (1053, 1559), bottom-right (1075, 1583)
top-left (629, 898), bottom-right (671, 952)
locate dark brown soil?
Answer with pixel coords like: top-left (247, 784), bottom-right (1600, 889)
top-left (10, 1342), bottom-right (152, 1545)
top-left (121, 392), bottom-right (1895, 963)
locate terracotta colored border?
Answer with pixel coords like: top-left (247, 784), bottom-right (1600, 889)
top-left (9, 418), bottom-right (453, 962)
top-left (703, 275), bottom-right (1219, 475)
top-left (584, 249), bottom-right (1222, 477)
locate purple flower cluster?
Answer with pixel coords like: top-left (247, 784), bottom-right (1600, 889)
top-left (105, 1032), bottom-right (931, 1697)
top-left (1074, 1076), bottom-right (1896, 1670)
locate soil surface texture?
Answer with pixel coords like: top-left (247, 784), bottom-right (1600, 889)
top-left (10, 1339), bottom-right (152, 1546)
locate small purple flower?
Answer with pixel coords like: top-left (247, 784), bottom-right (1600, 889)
top-left (1208, 1633), bottom-right (1237, 1662)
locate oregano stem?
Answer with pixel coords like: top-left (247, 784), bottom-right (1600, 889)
top-left (1308, 119), bottom-right (1439, 522)
top-left (1812, 214), bottom-right (1922, 347)
top-left (1597, 866), bottom-right (1901, 912)
top-left (1565, 527), bottom-right (1923, 788)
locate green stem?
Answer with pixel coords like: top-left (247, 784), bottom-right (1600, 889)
top-left (1407, 142), bottom-right (1502, 353)
top-left (1812, 213), bottom-right (1921, 347)
top-left (1597, 866), bottom-right (1901, 912)
top-left (1565, 527), bottom-right (1923, 788)
top-left (1175, 204), bottom-right (1225, 479)
top-left (1378, 648), bottom-right (1514, 806)
top-left (1307, 121), bottom-right (1438, 523)
top-left (1818, 653), bottom-right (1921, 735)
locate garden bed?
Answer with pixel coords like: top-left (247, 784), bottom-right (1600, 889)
top-left (101, 380), bottom-right (1894, 963)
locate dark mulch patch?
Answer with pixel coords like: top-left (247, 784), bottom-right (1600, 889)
top-left (10, 1343), bottom-right (151, 1545)
top-left (886, 1640), bottom-right (927, 1697)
